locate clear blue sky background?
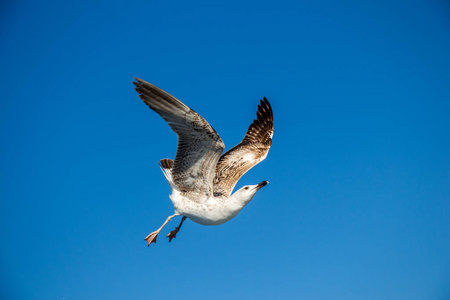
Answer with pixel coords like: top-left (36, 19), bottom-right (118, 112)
top-left (1, 0), bottom-right (449, 299)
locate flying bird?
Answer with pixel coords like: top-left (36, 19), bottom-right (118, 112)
top-left (133, 78), bottom-right (274, 245)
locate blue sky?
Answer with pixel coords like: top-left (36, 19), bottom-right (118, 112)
top-left (1, 0), bottom-right (449, 299)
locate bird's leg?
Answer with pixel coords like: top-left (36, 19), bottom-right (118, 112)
top-left (167, 216), bottom-right (187, 242)
top-left (144, 214), bottom-right (178, 246)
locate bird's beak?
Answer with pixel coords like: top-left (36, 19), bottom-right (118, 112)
top-left (255, 181), bottom-right (269, 190)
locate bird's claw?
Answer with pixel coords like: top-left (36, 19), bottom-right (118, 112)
top-left (166, 228), bottom-right (180, 242)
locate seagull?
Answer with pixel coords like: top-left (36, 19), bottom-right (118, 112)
top-left (133, 78), bottom-right (274, 245)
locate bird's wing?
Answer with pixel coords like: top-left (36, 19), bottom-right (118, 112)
top-left (213, 98), bottom-right (273, 197)
top-left (133, 78), bottom-right (225, 197)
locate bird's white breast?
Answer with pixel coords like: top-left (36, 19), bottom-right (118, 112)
top-left (169, 192), bottom-right (239, 226)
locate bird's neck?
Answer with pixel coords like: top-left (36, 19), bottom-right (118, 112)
top-left (226, 194), bottom-right (252, 214)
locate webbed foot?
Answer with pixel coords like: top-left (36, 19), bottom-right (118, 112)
top-left (166, 228), bottom-right (179, 242)
top-left (144, 231), bottom-right (159, 246)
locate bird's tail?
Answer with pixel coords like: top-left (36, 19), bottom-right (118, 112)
top-left (158, 158), bottom-right (175, 189)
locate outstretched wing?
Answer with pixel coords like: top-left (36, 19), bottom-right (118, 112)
top-left (213, 98), bottom-right (273, 197)
top-left (133, 78), bottom-right (225, 197)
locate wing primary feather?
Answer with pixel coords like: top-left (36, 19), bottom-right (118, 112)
top-left (133, 78), bottom-right (225, 197)
top-left (213, 98), bottom-right (274, 197)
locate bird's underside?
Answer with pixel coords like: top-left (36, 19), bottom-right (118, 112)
top-left (133, 78), bottom-right (273, 246)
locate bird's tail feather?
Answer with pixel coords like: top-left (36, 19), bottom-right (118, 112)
top-left (158, 158), bottom-right (175, 189)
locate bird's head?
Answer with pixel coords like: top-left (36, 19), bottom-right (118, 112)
top-left (231, 181), bottom-right (269, 205)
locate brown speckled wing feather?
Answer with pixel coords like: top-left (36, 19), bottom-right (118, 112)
top-left (213, 98), bottom-right (273, 197)
top-left (133, 78), bottom-right (225, 197)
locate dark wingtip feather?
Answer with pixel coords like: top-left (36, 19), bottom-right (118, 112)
top-left (241, 97), bottom-right (274, 144)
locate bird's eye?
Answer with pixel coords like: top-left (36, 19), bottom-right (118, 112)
top-left (245, 187), bottom-right (249, 190)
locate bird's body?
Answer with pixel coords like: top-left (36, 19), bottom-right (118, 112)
top-left (159, 157), bottom-right (269, 226)
top-left (170, 192), bottom-right (242, 226)
top-left (133, 78), bottom-right (273, 245)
